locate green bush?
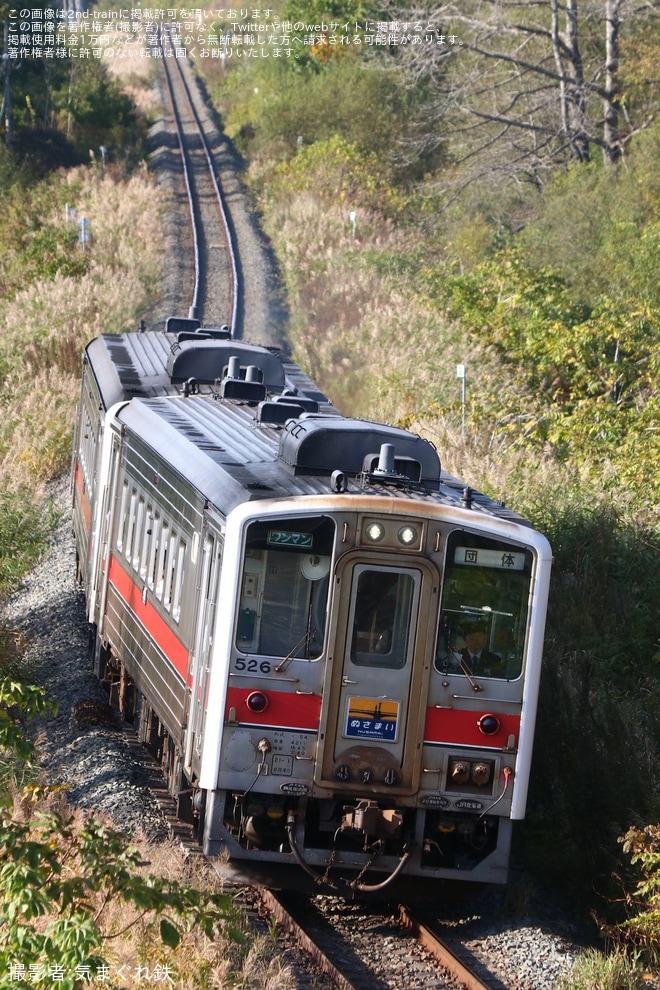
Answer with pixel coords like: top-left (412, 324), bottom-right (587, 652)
top-left (270, 134), bottom-right (401, 213)
top-left (0, 680), bottom-right (241, 990)
top-left (242, 59), bottom-right (409, 162)
top-left (0, 178), bottom-right (88, 302)
top-left (420, 249), bottom-right (660, 500)
top-left (0, 491), bottom-right (57, 595)
top-left (614, 825), bottom-right (660, 969)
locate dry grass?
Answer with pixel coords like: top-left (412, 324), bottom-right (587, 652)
top-left (0, 368), bottom-right (80, 489)
top-left (249, 180), bottom-right (608, 525)
top-left (105, 46), bottom-right (162, 120)
top-left (0, 167), bottom-right (165, 486)
top-left (260, 192), bottom-right (494, 431)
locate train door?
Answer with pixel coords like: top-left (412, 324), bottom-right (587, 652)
top-left (185, 525), bottom-right (223, 781)
top-left (317, 555), bottom-right (437, 794)
top-left (90, 425), bottom-right (124, 635)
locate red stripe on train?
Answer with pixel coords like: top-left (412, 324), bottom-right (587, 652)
top-left (424, 708), bottom-right (520, 749)
top-left (108, 555), bottom-right (189, 683)
top-left (225, 686), bottom-right (321, 731)
top-left (74, 461), bottom-right (91, 531)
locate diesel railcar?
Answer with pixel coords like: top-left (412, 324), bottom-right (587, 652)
top-left (71, 321), bottom-right (552, 895)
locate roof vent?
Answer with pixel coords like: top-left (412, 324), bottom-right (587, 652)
top-left (166, 316), bottom-right (201, 335)
top-left (168, 340), bottom-right (286, 388)
top-left (273, 394), bottom-right (318, 413)
top-left (257, 400), bottom-right (307, 425)
top-left (177, 331), bottom-right (213, 343)
top-left (177, 327), bottom-right (231, 343)
top-left (220, 378), bottom-right (267, 404)
top-left (279, 417), bottom-right (441, 483)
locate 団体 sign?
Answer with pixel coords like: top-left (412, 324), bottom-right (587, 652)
top-left (455, 547), bottom-right (526, 570)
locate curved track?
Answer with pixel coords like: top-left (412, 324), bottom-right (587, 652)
top-left (259, 890), bottom-right (510, 990)
top-left (156, 23), bottom-right (239, 330)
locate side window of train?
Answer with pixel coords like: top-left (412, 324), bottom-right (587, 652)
top-left (235, 515), bottom-right (335, 660)
top-left (115, 487), bottom-right (187, 624)
top-left (163, 528), bottom-right (177, 610)
top-left (78, 407), bottom-right (95, 492)
top-left (147, 513), bottom-right (161, 591)
top-left (163, 529), bottom-right (186, 620)
top-left (125, 489), bottom-right (138, 563)
top-left (434, 531), bottom-right (533, 680)
top-left (155, 520), bottom-right (170, 601)
top-left (170, 538), bottom-right (187, 623)
top-left (132, 497), bottom-right (145, 571)
top-left (116, 481), bottom-right (130, 554)
top-left (139, 505), bottom-right (153, 582)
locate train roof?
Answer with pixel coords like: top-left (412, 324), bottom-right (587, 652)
top-left (85, 330), bottom-right (332, 410)
top-left (88, 329), bottom-right (532, 527)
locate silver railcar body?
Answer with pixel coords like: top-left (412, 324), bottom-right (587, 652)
top-left (72, 327), bottom-right (551, 895)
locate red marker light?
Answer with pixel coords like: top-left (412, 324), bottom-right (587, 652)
top-left (477, 714), bottom-right (500, 735)
top-left (246, 691), bottom-right (269, 713)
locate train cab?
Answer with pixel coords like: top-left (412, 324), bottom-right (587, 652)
top-left (199, 494), bottom-right (550, 893)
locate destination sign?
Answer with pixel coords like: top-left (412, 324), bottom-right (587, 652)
top-left (268, 530), bottom-right (313, 548)
top-left (454, 547), bottom-right (526, 571)
top-left (345, 697), bottom-right (400, 742)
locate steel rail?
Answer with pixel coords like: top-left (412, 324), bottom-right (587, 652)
top-left (259, 890), bottom-right (357, 990)
top-left (398, 903), bottom-right (509, 990)
top-left (259, 889), bottom-right (508, 990)
top-left (157, 24), bottom-right (201, 318)
top-left (158, 23), bottom-right (239, 332)
top-left (119, 721), bottom-right (508, 990)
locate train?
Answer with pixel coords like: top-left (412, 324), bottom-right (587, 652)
top-left (71, 318), bottom-right (552, 896)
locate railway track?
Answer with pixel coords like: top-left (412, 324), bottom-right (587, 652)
top-left (254, 889), bottom-right (512, 990)
top-left (157, 23), bottom-right (239, 330)
top-left (149, 20), bottom-right (283, 343)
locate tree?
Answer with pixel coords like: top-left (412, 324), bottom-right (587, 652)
top-left (387, 0), bottom-right (660, 195)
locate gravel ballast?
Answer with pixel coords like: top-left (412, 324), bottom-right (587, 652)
top-left (4, 478), bottom-right (169, 840)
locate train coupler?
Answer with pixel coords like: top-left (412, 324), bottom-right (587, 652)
top-left (340, 800), bottom-right (403, 841)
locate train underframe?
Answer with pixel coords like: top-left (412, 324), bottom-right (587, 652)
top-left (93, 631), bottom-right (510, 895)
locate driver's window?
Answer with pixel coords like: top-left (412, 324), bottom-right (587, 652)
top-left (236, 516), bottom-right (335, 659)
top-left (435, 533), bottom-right (533, 680)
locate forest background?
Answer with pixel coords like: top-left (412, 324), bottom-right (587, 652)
top-left (0, 0), bottom-right (659, 972)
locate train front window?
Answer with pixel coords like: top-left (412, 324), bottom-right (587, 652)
top-left (350, 566), bottom-right (418, 670)
top-left (435, 532), bottom-right (533, 680)
top-left (236, 516), bottom-right (335, 660)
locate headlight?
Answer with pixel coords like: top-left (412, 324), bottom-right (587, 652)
top-left (365, 521), bottom-right (386, 543)
top-left (397, 524), bottom-right (418, 546)
top-left (477, 714), bottom-right (501, 735)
